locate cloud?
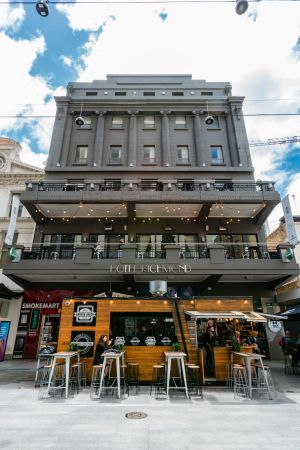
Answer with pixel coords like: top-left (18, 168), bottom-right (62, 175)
top-left (60, 55), bottom-right (73, 67)
top-left (19, 139), bottom-right (47, 169)
top-left (0, 4), bottom-right (25, 32)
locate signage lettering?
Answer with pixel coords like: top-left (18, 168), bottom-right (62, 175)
top-left (110, 264), bottom-right (191, 274)
top-left (22, 302), bottom-right (60, 309)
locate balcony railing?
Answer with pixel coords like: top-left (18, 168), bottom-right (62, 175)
top-left (25, 180), bottom-right (276, 194)
top-left (8, 242), bottom-right (282, 262)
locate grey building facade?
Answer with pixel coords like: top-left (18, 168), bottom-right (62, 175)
top-left (3, 75), bottom-right (299, 300)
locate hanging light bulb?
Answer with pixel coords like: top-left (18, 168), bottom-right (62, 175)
top-left (36, 0), bottom-right (49, 17)
top-left (235, 0), bottom-right (248, 15)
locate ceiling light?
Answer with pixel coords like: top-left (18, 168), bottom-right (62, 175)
top-left (75, 104), bottom-right (85, 126)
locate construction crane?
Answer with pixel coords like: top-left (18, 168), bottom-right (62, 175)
top-left (249, 136), bottom-right (300, 146)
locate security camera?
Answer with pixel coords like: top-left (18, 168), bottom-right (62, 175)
top-left (75, 116), bottom-right (85, 126)
top-left (205, 115), bottom-right (214, 126)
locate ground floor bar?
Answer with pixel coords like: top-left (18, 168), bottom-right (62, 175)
top-left (56, 296), bottom-right (267, 383)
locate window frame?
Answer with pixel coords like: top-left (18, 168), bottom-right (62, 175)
top-left (210, 146), bottom-right (224, 165)
top-left (177, 145), bottom-right (189, 164)
top-left (111, 116), bottom-right (124, 129)
top-left (207, 116), bottom-right (220, 129)
top-left (109, 146), bottom-right (122, 165)
top-left (142, 145), bottom-right (156, 164)
top-left (74, 145), bottom-right (88, 165)
top-left (143, 115), bottom-right (156, 129)
top-left (77, 116), bottom-right (92, 130)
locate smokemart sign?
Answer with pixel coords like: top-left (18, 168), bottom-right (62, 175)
top-left (110, 264), bottom-right (192, 274)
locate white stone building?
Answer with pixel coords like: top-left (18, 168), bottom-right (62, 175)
top-left (0, 137), bottom-right (43, 357)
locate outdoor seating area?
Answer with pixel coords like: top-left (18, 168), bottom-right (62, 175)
top-left (36, 350), bottom-right (205, 401)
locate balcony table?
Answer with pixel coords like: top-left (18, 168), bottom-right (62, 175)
top-left (233, 351), bottom-right (273, 399)
top-left (164, 352), bottom-right (189, 398)
top-left (47, 351), bottom-right (79, 398)
top-left (97, 351), bottom-right (125, 399)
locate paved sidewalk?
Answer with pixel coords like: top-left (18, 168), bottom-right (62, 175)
top-left (0, 359), bottom-right (299, 450)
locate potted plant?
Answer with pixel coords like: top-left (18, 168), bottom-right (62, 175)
top-left (172, 342), bottom-right (181, 352)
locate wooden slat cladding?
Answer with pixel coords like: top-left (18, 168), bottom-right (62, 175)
top-left (57, 297), bottom-right (253, 381)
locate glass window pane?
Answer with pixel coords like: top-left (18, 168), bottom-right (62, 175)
top-left (175, 116), bottom-right (186, 125)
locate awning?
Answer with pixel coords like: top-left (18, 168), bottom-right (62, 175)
top-left (185, 310), bottom-right (267, 323)
top-left (259, 312), bottom-right (288, 321)
top-left (0, 271), bottom-right (23, 300)
top-left (281, 304), bottom-right (300, 316)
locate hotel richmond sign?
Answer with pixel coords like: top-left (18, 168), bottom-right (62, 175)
top-left (110, 263), bottom-right (192, 274)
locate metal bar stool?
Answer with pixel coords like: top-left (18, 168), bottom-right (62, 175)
top-left (150, 365), bottom-right (165, 397)
top-left (69, 364), bottom-right (81, 395)
top-left (38, 363), bottom-right (65, 399)
top-left (90, 364), bottom-right (103, 399)
top-left (187, 365), bottom-right (203, 397)
top-left (255, 364), bottom-right (275, 399)
top-left (233, 364), bottom-right (249, 400)
top-left (126, 362), bottom-right (140, 395)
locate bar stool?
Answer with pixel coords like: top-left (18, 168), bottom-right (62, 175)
top-left (284, 354), bottom-right (293, 375)
top-left (38, 363), bottom-right (65, 399)
top-left (126, 362), bottom-right (140, 395)
top-left (187, 365), bottom-right (203, 397)
top-left (233, 364), bottom-right (249, 400)
top-left (69, 364), bottom-right (81, 395)
top-left (90, 364), bottom-right (103, 399)
top-left (150, 365), bottom-right (165, 397)
top-left (255, 364), bottom-right (275, 399)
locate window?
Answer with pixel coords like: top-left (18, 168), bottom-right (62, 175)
top-left (115, 92), bottom-right (126, 96)
top-left (111, 116), bottom-right (123, 128)
top-left (207, 116), bottom-right (219, 129)
top-left (75, 146), bottom-right (88, 164)
top-left (143, 92), bottom-right (155, 96)
top-left (78, 117), bottom-right (92, 129)
top-left (110, 312), bottom-right (176, 346)
top-left (143, 146), bottom-right (155, 164)
top-left (201, 92), bottom-right (213, 96)
top-left (103, 179), bottom-right (121, 191)
top-left (211, 146), bottom-right (224, 164)
top-left (172, 92), bottom-right (184, 96)
top-left (177, 146), bottom-right (189, 164)
top-left (110, 146), bottom-right (122, 164)
top-left (86, 92), bottom-right (97, 96)
top-left (143, 116), bottom-right (155, 129)
top-left (175, 116), bottom-right (187, 127)
top-left (177, 179), bottom-right (194, 191)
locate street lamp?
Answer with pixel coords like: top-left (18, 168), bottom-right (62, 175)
top-left (235, 0), bottom-right (249, 15)
top-left (36, 0), bottom-right (49, 17)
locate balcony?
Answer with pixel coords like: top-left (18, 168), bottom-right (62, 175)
top-left (22, 180), bottom-right (279, 204)
top-left (3, 242), bottom-right (298, 286)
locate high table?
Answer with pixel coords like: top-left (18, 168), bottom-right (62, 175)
top-left (47, 351), bottom-right (79, 399)
top-left (97, 351), bottom-right (125, 399)
top-left (233, 352), bottom-right (273, 399)
top-left (164, 352), bottom-right (189, 399)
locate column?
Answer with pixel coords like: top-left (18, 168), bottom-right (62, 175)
top-left (192, 110), bottom-right (205, 166)
top-left (127, 111), bottom-right (138, 166)
top-left (160, 111), bottom-right (171, 166)
top-left (47, 104), bottom-right (68, 168)
top-left (93, 111), bottom-right (106, 167)
top-left (59, 115), bottom-right (73, 167)
top-left (225, 106), bottom-right (241, 167)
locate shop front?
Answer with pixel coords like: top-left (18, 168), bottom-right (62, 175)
top-left (57, 296), bottom-right (269, 383)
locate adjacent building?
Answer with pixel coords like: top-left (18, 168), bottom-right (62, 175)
top-left (0, 137), bottom-right (43, 358)
top-left (3, 75), bottom-right (299, 362)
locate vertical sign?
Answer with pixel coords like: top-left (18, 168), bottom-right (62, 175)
top-left (0, 321), bottom-right (11, 362)
top-left (282, 195), bottom-right (298, 246)
top-left (4, 195), bottom-right (20, 245)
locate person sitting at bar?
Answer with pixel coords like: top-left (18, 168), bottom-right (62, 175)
top-left (93, 335), bottom-right (112, 365)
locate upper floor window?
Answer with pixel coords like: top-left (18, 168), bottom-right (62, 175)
top-left (143, 92), bottom-right (155, 96)
top-left (86, 92), bottom-right (97, 96)
top-left (207, 116), bottom-right (219, 129)
top-left (172, 92), bottom-right (184, 96)
top-left (110, 146), bottom-right (122, 164)
top-left (175, 116), bottom-right (187, 129)
top-left (75, 145), bottom-right (88, 164)
top-left (115, 92), bottom-right (126, 96)
top-left (177, 146), bottom-right (189, 164)
top-left (78, 117), bottom-right (92, 129)
top-left (143, 116), bottom-right (155, 129)
top-left (111, 116), bottom-right (123, 129)
top-left (211, 146), bottom-right (224, 165)
top-left (201, 92), bottom-right (213, 96)
top-left (143, 146), bottom-right (156, 164)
